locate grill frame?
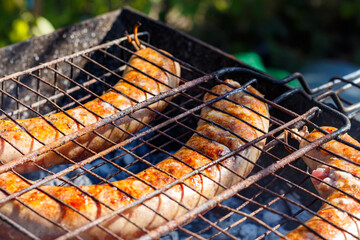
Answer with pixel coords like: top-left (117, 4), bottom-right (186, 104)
top-left (0, 7), bottom-right (359, 240)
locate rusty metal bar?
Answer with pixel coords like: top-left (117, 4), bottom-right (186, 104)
top-left (0, 78), bottom-right (252, 206)
top-left (0, 67), bottom-right (127, 120)
top-left (138, 107), bottom-right (350, 239)
top-left (54, 106), bottom-right (322, 240)
top-left (187, 162), bottom-right (304, 240)
top-left (30, 85), bottom-right (348, 239)
top-left (0, 35), bottom-right (206, 238)
top-left (0, 28), bottom-right (358, 240)
top-left (0, 33), bottom-right (149, 83)
top-left (0, 212), bottom-right (41, 240)
top-left (0, 71), bottom-right (215, 174)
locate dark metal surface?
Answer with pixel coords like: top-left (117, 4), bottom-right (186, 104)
top-left (0, 10), bottom-right (122, 77)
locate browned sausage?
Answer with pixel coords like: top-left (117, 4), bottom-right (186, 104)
top-left (284, 126), bottom-right (360, 239)
top-left (0, 40), bottom-right (181, 173)
top-left (0, 79), bottom-right (269, 239)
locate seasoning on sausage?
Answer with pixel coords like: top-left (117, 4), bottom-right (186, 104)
top-left (284, 126), bottom-right (360, 239)
top-left (0, 79), bottom-right (269, 239)
top-left (0, 28), bottom-right (181, 173)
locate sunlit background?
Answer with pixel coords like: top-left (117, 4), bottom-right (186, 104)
top-left (1, 0), bottom-right (360, 86)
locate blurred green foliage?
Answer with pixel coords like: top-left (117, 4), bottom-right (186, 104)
top-left (0, 0), bottom-right (359, 72)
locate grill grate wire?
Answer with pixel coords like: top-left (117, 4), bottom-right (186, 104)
top-left (0, 32), bottom-right (357, 240)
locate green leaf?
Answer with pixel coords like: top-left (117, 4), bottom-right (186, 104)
top-left (32, 16), bottom-right (55, 36)
top-left (9, 19), bottom-right (30, 43)
top-left (266, 67), bottom-right (290, 79)
top-left (234, 52), bottom-right (266, 72)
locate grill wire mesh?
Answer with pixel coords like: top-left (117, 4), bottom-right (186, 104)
top-left (0, 32), bottom-right (357, 240)
top-left (313, 70), bottom-right (360, 119)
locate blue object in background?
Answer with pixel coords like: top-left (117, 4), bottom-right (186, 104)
top-left (300, 60), bottom-right (359, 88)
top-left (26, 0), bottom-right (35, 9)
top-left (235, 52), bottom-right (360, 105)
top-left (300, 60), bottom-right (360, 104)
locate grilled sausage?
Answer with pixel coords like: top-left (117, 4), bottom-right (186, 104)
top-left (0, 45), bottom-right (181, 173)
top-left (0, 79), bottom-right (269, 239)
top-left (284, 126), bottom-right (360, 239)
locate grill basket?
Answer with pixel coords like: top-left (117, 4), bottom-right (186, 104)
top-left (0, 8), bottom-right (359, 240)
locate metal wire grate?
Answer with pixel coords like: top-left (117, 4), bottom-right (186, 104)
top-left (312, 70), bottom-right (360, 119)
top-left (139, 91), bottom-right (354, 240)
top-left (0, 31), bottom-right (356, 240)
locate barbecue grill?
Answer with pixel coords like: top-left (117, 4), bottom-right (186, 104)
top-left (0, 7), bottom-right (359, 240)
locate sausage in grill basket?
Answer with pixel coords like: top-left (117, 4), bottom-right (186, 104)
top-left (0, 79), bottom-right (269, 239)
top-left (285, 126), bottom-right (360, 239)
top-left (0, 26), bottom-right (181, 173)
